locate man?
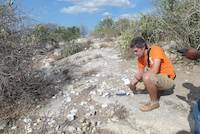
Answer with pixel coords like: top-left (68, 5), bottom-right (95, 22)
top-left (128, 37), bottom-right (176, 112)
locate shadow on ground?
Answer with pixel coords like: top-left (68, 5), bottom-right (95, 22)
top-left (133, 86), bottom-right (174, 100)
top-left (176, 82), bottom-right (200, 134)
top-left (176, 83), bottom-right (200, 105)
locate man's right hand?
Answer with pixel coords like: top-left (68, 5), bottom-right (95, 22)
top-left (127, 83), bottom-right (136, 92)
top-left (127, 77), bottom-right (139, 92)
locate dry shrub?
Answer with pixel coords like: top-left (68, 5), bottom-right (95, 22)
top-left (94, 54), bottom-right (102, 59)
top-left (61, 42), bottom-right (90, 58)
top-left (86, 40), bottom-right (93, 47)
top-left (0, 1), bottom-right (58, 123)
top-left (113, 104), bottom-right (129, 120)
top-left (82, 69), bottom-right (98, 77)
top-left (100, 43), bottom-right (111, 48)
top-left (0, 43), bottom-right (58, 121)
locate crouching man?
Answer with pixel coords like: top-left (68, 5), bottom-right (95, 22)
top-left (128, 37), bottom-right (176, 112)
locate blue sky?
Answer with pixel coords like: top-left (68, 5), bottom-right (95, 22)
top-left (17, 0), bottom-right (154, 30)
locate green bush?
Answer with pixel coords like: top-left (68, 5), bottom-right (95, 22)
top-left (154, 0), bottom-right (200, 48)
top-left (118, 14), bottom-right (161, 58)
top-left (61, 42), bottom-right (90, 57)
top-left (32, 24), bottom-right (80, 44)
top-left (118, 0), bottom-right (200, 57)
top-left (115, 18), bottom-right (131, 35)
top-left (93, 17), bottom-right (119, 38)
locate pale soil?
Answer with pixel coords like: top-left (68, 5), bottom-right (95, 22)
top-left (1, 39), bottom-right (200, 134)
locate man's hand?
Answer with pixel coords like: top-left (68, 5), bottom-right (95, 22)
top-left (128, 83), bottom-right (136, 92)
top-left (127, 69), bottom-right (143, 92)
top-left (127, 78), bottom-right (138, 92)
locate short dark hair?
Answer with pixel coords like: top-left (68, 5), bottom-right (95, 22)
top-left (130, 37), bottom-right (148, 49)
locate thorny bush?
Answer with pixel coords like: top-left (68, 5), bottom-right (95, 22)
top-left (0, 1), bottom-right (58, 121)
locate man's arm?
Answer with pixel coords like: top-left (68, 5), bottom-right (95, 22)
top-left (128, 68), bottom-right (144, 91)
top-left (150, 59), bottom-right (161, 74)
top-left (128, 58), bottom-right (161, 90)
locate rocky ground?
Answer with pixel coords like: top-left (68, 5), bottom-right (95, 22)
top-left (1, 38), bottom-right (200, 134)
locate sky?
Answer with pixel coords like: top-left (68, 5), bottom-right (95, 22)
top-left (17, 0), bottom-right (154, 31)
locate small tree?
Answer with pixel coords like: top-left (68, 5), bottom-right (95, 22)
top-left (93, 16), bottom-right (118, 37)
top-left (154, 0), bottom-right (200, 48)
top-left (114, 18), bottom-right (131, 35)
top-left (32, 24), bottom-right (80, 43)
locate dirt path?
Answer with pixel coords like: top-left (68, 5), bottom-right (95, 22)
top-left (5, 39), bottom-right (200, 133)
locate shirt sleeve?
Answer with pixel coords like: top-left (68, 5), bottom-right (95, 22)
top-left (150, 46), bottom-right (164, 60)
top-left (137, 58), bottom-right (145, 70)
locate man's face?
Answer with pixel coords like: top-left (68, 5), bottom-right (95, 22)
top-left (132, 47), bottom-right (145, 58)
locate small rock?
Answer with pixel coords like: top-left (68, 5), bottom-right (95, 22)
top-left (80, 101), bottom-right (88, 106)
top-left (111, 88), bottom-right (116, 91)
top-left (89, 105), bottom-right (95, 111)
top-left (48, 119), bottom-right (55, 126)
top-left (37, 118), bottom-right (41, 123)
top-left (27, 127), bottom-right (32, 133)
top-left (11, 126), bottom-right (16, 130)
top-left (75, 92), bottom-right (79, 96)
top-left (97, 121), bottom-right (101, 126)
top-left (67, 109), bottom-right (78, 121)
top-left (24, 118), bottom-right (32, 123)
top-left (56, 125), bottom-right (59, 131)
top-left (66, 97), bottom-right (71, 103)
top-left (36, 105), bottom-right (41, 109)
top-left (186, 71), bottom-right (190, 74)
top-left (96, 73), bottom-right (100, 77)
top-left (76, 127), bottom-right (82, 133)
top-left (71, 109), bottom-right (78, 114)
top-left (89, 111), bottom-right (97, 116)
top-left (111, 116), bottom-right (119, 122)
top-left (102, 92), bottom-right (111, 97)
top-left (122, 78), bottom-right (130, 85)
top-left (68, 126), bottom-right (76, 133)
top-left (80, 118), bottom-right (87, 123)
top-left (89, 91), bottom-right (96, 96)
top-left (85, 113), bottom-right (91, 118)
top-left (70, 90), bottom-right (76, 94)
top-left (102, 104), bottom-right (108, 108)
top-left (67, 114), bottom-right (76, 121)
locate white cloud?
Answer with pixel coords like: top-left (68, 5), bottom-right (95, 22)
top-left (60, 0), bottom-right (133, 14)
top-left (118, 13), bottom-right (132, 19)
top-left (61, 6), bottom-right (99, 13)
top-left (102, 12), bottom-right (112, 16)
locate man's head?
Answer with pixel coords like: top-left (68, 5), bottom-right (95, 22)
top-left (130, 37), bottom-right (148, 57)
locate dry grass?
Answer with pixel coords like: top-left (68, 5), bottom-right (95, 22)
top-left (94, 54), bottom-right (103, 59)
top-left (97, 129), bottom-right (116, 134)
top-left (82, 69), bottom-right (98, 77)
top-left (100, 43), bottom-right (112, 48)
top-left (113, 104), bottom-right (129, 120)
top-left (61, 42), bottom-right (91, 58)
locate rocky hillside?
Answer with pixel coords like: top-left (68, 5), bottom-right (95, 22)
top-left (1, 38), bottom-right (200, 134)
